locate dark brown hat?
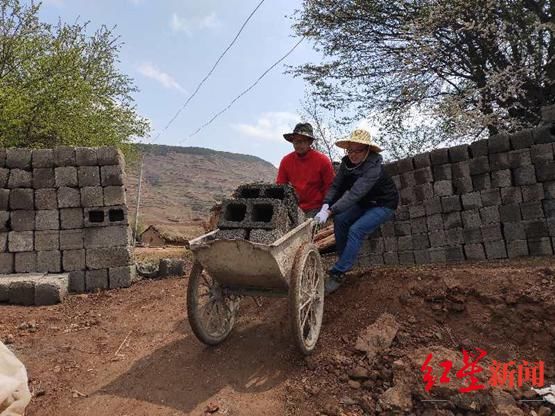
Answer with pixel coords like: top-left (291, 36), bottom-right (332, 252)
top-left (283, 123), bottom-right (315, 142)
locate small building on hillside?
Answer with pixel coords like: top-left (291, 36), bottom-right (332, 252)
top-left (140, 224), bottom-right (205, 247)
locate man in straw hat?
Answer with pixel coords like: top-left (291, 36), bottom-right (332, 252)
top-left (277, 122), bottom-right (335, 217)
top-left (314, 129), bottom-right (399, 294)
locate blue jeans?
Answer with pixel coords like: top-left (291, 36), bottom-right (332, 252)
top-left (332, 205), bottom-right (395, 274)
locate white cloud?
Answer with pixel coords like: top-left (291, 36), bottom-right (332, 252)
top-left (170, 12), bottom-right (221, 35)
top-left (137, 63), bottom-right (186, 93)
top-left (232, 112), bottom-right (300, 142)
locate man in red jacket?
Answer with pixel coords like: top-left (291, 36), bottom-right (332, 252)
top-left (276, 123), bottom-right (335, 217)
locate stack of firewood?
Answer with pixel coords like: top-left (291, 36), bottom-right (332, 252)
top-left (314, 223), bottom-right (335, 251)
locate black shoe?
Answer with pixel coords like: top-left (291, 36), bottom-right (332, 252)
top-left (325, 271), bottom-right (345, 295)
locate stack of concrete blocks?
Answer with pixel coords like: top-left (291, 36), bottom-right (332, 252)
top-left (216, 183), bottom-right (302, 244)
top-left (357, 105), bottom-right (555, 267)
top-left (0, 146), bottom-right (134, 299)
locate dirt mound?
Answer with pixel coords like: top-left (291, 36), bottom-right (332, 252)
top-left (284, 258), bottom-right (555, 416)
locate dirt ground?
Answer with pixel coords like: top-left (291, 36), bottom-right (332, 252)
top-left (1, 255), bottom-right (555, 416)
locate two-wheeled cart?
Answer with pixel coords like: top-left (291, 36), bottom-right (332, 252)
top-left (187, 219), bottom-right (324, 354)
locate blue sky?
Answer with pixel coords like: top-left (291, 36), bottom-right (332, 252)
top-left (39, 0), bottom-right (322, 166)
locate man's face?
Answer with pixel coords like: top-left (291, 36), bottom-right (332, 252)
top-left (291, 135), bottom-right (312, 155)
top-left (346, 144), bottom-right (369, 164)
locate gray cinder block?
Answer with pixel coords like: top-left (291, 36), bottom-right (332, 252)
top-left (532, 125), bottom-right (555, 144)
top-left (35, 230), bottom-right (59, 251)
top-left (0, 212), bottom-right (8, 231)
top-left (409, 204), bottom-right (426, 219)
top-left (503, 222), bottom-right (526, 241)
top-left (464, 243), bottom-right (486, 260)
top-left (500, 187), bottom-right (522, 204)
top-left (479, 206), bottom-right (500, 224)
top-left (83, 205), bottom-right (128, 227)
top-left (0, 168), bottom-right (9, 188)
top-left (10, 210), bottom-right (35, 231)
top-left (383, 252), bottom-right (399, 265)
top-left (443, 211), bottom-right (462, 229)
top-left (488, 133), bottom-right (511, 154)
top-left (395, 205), bottom-right (409, 221)
top-left (396, 157), bottom-right (414, 173)
top-left (481, 224), bottom-right (503, 242)
top-left (32, 149), bottom-right (54, 168)
top-left (35, 210), bottom-right (59, 230)
top-left (463, 228), bottom-right (482, 244)
top-left (399, 188), bottom-right (416, 205)
top-left (484, 240), bottom-right (507, 259)
top-left (62, 249), bottom-right (86, 271)
top-left (0, 232), bottom-right (7, 251)
top-left (36, 250), bottom-right (61, 273)
top-left (6, 148), bottom-right (32, 169)
top-left (446, 246), bottom-right (465, 263)
top-left (453, 177), bottom-right (473, 194)
top-left (535, 160), bottom-right (555, 182)
top-left (414, 249), bottom-right (430, 264)
top-left (100, 165), bottom-right (124, 186)
top-left (413, 152), bottom-right (431, 168)
top-left (510, 129), bottom-right (535, 150)
top-left (411, 217), bottom-right (427, 234)
top-left (400, 171), bottom-right (416, 188)
top-left (384, 237), bottom-right (397, 252)
top-left (109, 266), bottom-right (134, 289)
top-left (462, 210), bottom-right (481, 229)
top-left (470, 139), bottom-right (488, 157)
top-left (543, 199), bottom-right (555, 217)
top-left (84, 225), bottom-right (129, 248)
top-left (0, 253), bottom-right (14, 273)
top-left (97, 147), bottom-right (124, 166)
top-left (441, 195), bottom-right (461, 213)
top-left (489, 153), bottom-right (510, 171)
top-left (55, 166), bottom-right (78, 187)
top-left (86, 246), bottom-right (132, 269)
top-left (528, 238), bottom-right (553, 256)
top-left (58, 187), bottom-right (81, 208)
top-left (68, 271), bottom-right (85, 293)
top-left (412, 234), bottom-right (430, 250)
top-left (430, 148), bottom-right (449, 166)
top-left (433, 164), bottom-right (452, 181)
top-left (60, 229), bottom-right (83, 250)
top-left (424, 197), bottom-right (442, 215)
top-left (491, 170), bottom-right (511, 188)
top-left (427, 213), bottom-right (443, 232)
top-left (249, 229), bottom-right (282, 244)
top-left (8, 169), bottom-right (32, 188)
top-left (513, 166), bottom-right (537, 186)
top-left (81, 187), bottom-right (103, 207)
top-left (380, 223), bottom-right (395, 237)
top-left (524, 220), bottom-right (549, 239)
top-left (35, 188), bottom-right (57, 210)
top-left (384, 162), bottom-right (399, 177)
top-left (429, 247), bottom-right (446, 263)
top-left (472, 173), bottom-right (491, 191)
top-left (520, 201), bottom-right (544, 220)
top-left (35, 274), bottom-right (68, 305)
top-left (469, 156), bottom-right (490, 175)
top-left (60, 208), bottom-right (83, 229)
top-left (33, 168), bottom-right (55, 189)
top-left (414, 167), bottom-right (433, 184)
top-left (414, 183), bottom-right (433, 201)
top-left (481, 189), bottom-right (501, 207)
top-left (76, 147), bottom-right (98, 165)
top-left (429, 230), bottom-right (446, 247)
top-left (508, 149), bottom-right (532, 168)
top-left (368, 238), bottom-right (385, 253)
top-left (433, 180), bottom-right (453, 197)
top-left (54, 146), bottom-right (76, 166)
top-left (86, 269), bottom-right (108, 292)
top-left (8, 231), bottom-right (33, 252)
top-left (499, 204), bottom-right (521, 223)
top-left (448, 144), bottom-right (470, 162)
top-left (530, 143), bottom-right (554, 164)
top-left (78, 166), bottom-right (100, 187)
top-left (0, 150), bottom-right (5, 168)
top-left (9, 189), bottom-right (33, 210)
top-left (461, 192), bottom-right (482, 210)
top-left (507, 240), bottom-right (529, 258)
top-left (393, 221), bottom-right (411, 236)
top-left (104, 186), bottom-right (126, 206)
top-left (14, 252), bottom-right (37, 272)
top-left (452, 161), bottom-right (470, 177)
top-left (445, 227), bottom-right (463, 246)
top-left (0, 189), bottom-right (8, 210)
top-left (215, 229), bottom-right (247, 240)
top-left (398, 251), bottom-right (415, 265)
top-left (9, 280), bottom-right (35, 306)
top-left (397, 236), bottom-right (413, 251)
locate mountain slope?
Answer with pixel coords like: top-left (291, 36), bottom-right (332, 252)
top-left (126, 144), bottom-right (277, 225)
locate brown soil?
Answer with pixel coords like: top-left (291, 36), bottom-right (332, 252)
top-left (1, 256), bottom-right (554, 416)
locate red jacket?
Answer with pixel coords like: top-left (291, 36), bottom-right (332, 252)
top-left (276, 149), bottom-right (335, 212)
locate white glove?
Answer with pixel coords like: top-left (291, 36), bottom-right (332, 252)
top-left (314, 204), bottom-right (330, 224)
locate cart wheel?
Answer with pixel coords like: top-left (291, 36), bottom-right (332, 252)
top-left (289, 242), bottom-right (325, 355)
top-left (187, 261), bottom-right (239, 345)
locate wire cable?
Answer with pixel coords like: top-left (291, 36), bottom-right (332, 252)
top-left (150, 0), bottom-right (267, 143)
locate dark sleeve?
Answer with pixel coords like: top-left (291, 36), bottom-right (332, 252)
top-left (323, 164), bottom-right (345, 206)
top-left (330, 159), bottom-right (382, 214)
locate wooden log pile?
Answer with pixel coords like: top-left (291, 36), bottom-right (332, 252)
top-left (314, 223), bottom-right (335, 251)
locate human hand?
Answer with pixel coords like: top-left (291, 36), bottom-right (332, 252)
top-left (314, 204), bottom-right (330, 224)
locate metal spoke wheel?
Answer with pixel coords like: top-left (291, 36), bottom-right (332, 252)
top-left (187, 261), bottom-right (240, 345)
top-left (289, 242), bottom-right (325, 355)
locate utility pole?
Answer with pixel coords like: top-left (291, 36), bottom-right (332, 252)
top-left (133, 154), bottom-right (144, 246)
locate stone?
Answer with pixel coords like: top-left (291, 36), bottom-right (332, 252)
top-left (60, 208), bottom-right (83, 229)
top-left (452, 176), bottom-right (473, 194)
top-left (57, 187), bottom-right (80, 208)
top-left (513, 165), bottom-right (537, 186)
top-left (500, 187), bottom-right (522, 204)
top-left (54, 146), bottom-right (76, 166)
top-left (35, 230), bottom-right (59, 251)
top-left (433, 180), bottom-right (453, 197)
top-left (34, 274), bottom-right (68, 305)
top-left (488, 133), bottom-right (511, 153)
top-left (14, 252), bottom-right (37, 272)
top-left (448, 144), bottom-right (470, 162)
top-left (9, 189), bottom-right (33, 210)
top-left (34, 188), bottom-right (57, 210)
top-left (413, 152), bottom-right (431, 168)
top-left (109, 265), bottom-right (134, 288)
top-left (8, 231), bottom-right (33, 252)
top-left (507, 240), bottom-right (528, 258)
top-left (78, 166), bottom-right (101, 187)
top-left (97, 147), bottom-right (123, 165)
top-left (520, 201), bottom-right (544, 220)
top-left (9, 280), bottom-right (35, 305)
top-left (528, 238), bottom-right (553, 256)
top-left (8, 169), bottom-right (32, 188)
top-left (464, 243), bottom-right (486, 260)
top-left (55, 166), bottom-right (78, 187)
top-left (6, 148), bottom-right (32, 169)
top-left (35, 210), bottom-right (59, 230)
top-left (479, 206), bottom-right (500, 224)
top-left (59, 229), bottom-right (83, 250)
top-left (472, 173), bottom-right (491, 191)
top-left (32, 167), bottom-right (56, 189)
top-left (484, 240), bottom-right (507, 259)
top-left (101, 165), bottom-right (124, 186)
top-left (441, 195), bottom-right (461, 213)
top-left (430, 148), bottom-right (449, 165)
top-left (75, 147), bottom-right (98, 165)
top-left (531, 143), bottom-right (554, 163)
top-left (10, 210), bottom-right (35, 231)
top-left (354, 313), bottom-right (399, 360)
top-left (86, 246), bottom-right (132, 269)
top-left (84, 225), bottom-right (129, 248)
top-left (503, 222), bottom-right (526, 241)
top-left (491, 169), bottom-right (511, 188)
top-left (510, 129), bottom-right (535, 149)
top-left (470, 139), bottom-right (488, 157)
top-left (0, 212), bottom-right (8, 231)
top-left (481, 224), bottom-right (503, 242)
top-left (85, 269), bottom-right (108, 291)
top-left (32, 149), bottom-right (54, 168)
top-left (0, 189), bottom-right (8, 210)
top-left (103, 185), bottom-right (125, 206)
top-left (433, 164), bottom-right (452, 180)
top-left (490, 152), bottom-right (510, 171)
top-left (68, 271), bottom-right (85, 293)
top-left (62, 249), bottom-right (85, 271)
top-left (462, 210), bottom-right (481, 229)
top-left (36, 250), bottom-right (61, 273)
top-left (0, 253), bottom-right (14, 273)
top-left (0, 168), bottom-right (9, 188)
top-left (463, 228), bottom-right (483, 244)
top-left (80, 186), bottom-right (103, 207)
top-left (469, 156), bottom-right (489, 174)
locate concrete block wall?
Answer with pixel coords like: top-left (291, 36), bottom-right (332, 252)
top-left (216, 183), bottom-right (303, 244)
top-left (0, 146), bottom-right (134, 292)
top-left (357, 105), bottom-right (555, 267)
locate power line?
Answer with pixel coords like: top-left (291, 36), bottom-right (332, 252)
top-left (150, 0), bottom-right (267, 143)
top-left (183, 36), bottom-right (305, 142)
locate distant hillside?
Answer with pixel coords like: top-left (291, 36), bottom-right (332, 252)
top-left (125, 144), bottom-right (277, 225)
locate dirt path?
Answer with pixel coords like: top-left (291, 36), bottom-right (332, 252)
top-left (1, 273), bottom-right (300, 416)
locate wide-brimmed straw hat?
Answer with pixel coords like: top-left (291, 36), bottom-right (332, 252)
top-left (334, 129), bottom-right (382, 153)
top-left (283, 123), bottom-right (316, 142)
